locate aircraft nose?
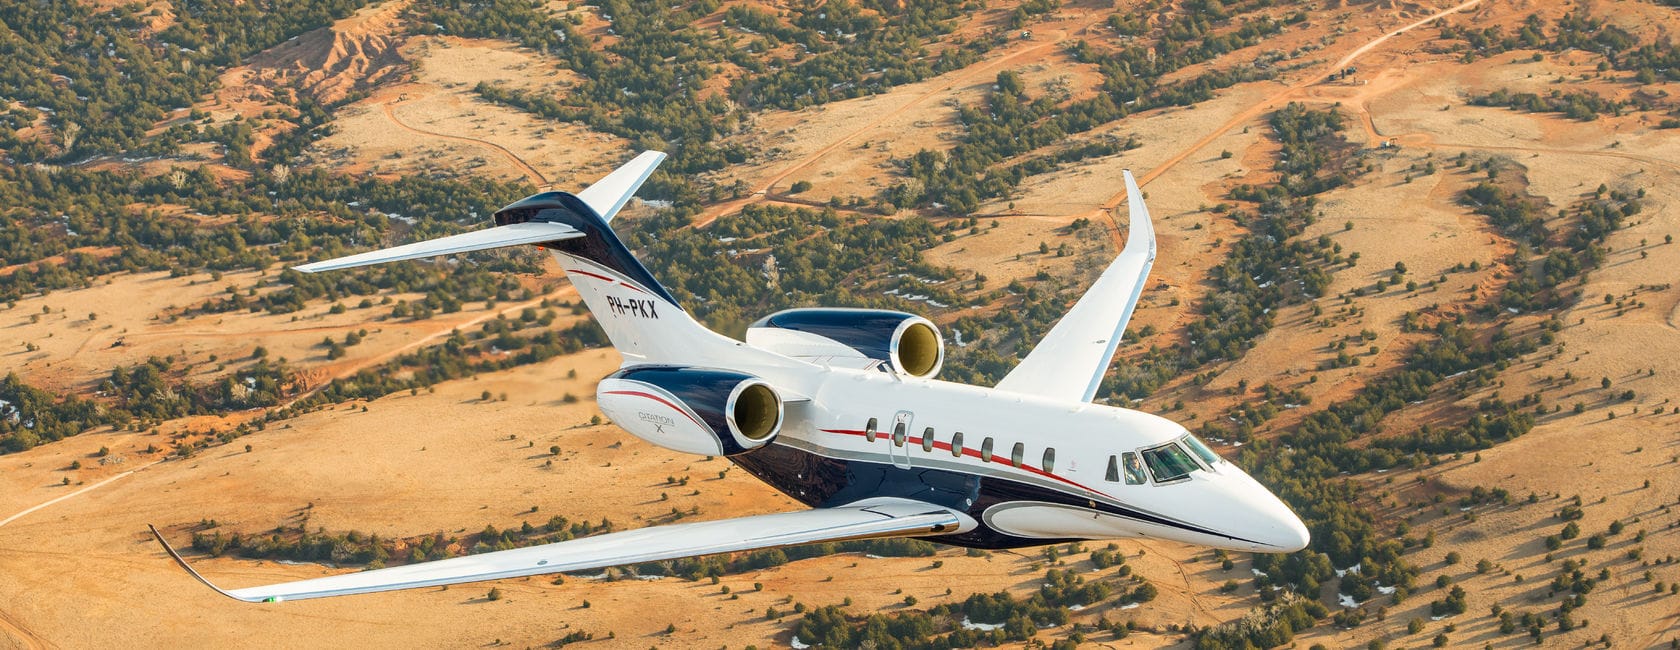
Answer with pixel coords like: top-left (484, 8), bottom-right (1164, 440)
top-left (1262, 506), bottom-right (1311, 552)
top-left (1223, 469), bottom-right (1311, 552)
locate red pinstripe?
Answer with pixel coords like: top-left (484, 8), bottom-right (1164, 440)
top-left (604, 390), bottom-right (703, 428)
top-left (819, 428), bottom-right (1106, 496)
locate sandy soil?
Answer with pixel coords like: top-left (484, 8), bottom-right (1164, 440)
top-left (13, 0), bottom-right (1680, 647)
top-left (0, 348), bottom-right (1242, 648)
top-left (302, 35), bottom-right (629, 187)
top-left (0, 267), bottom-right (570, 406)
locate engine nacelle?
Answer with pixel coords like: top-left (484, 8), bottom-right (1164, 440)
top-left (596, 366), bottom-right (783, 456)
top-left (746, 308), bottom-right (944, 378)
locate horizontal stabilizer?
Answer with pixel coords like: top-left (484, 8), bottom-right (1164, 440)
top-left (149, 498), bottom-right (967, 602)
top-left (576, 151), bottom-right (666, 222)
top-left (292, 222), bottom-right (584, 273)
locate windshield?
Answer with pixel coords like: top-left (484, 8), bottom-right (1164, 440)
top-left (1141, 443), bottom-right (1201, 483)
top-left (1181, 434), bottom-right (1222, 466)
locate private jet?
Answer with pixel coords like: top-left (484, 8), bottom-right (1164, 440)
top-left (152, 151), bottom-right (1309, 603)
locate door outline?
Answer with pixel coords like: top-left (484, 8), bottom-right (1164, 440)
top-left (889, 410), bottom-right (914, 469)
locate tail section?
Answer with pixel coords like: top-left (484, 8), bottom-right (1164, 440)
top-left (293, 151), bottom-right (740, 366)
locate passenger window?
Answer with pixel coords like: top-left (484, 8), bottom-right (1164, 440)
top-left (951, 432), bottom-right (964, 457)
top-left (892, 422), bottom-right (906, 447)
top-left (1105, 455), bottom-right (1120, 482)
top-left (1122, 452), bottom-right (1147, 485)
top-left (865, 417), bottom-right (878, 442)
top-left (1042, 447), bottom-right (1056, 473)
top-left (1010, 442), bottom-right (1024, 468)
top-left (981, 437), bottom-right (994, 462)
top-left (922, 427), bottom-right (935, 452)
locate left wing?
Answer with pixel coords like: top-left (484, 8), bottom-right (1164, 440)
top-left (994, 170), bottom-right (1157, 403)
top-left (150, 498), bottom-right (968, 603)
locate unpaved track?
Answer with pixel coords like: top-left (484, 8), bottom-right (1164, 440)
top-left (381, 100), bottom-right (551, 187)
top-left (1125, 0), bottom-right (1484, 194)
top-left (0, 471), bottom-right (141, 530)
top-left (0, 608), bottom-right (47, 650)
top-left (1077, 0), bottom-right (1484, 248)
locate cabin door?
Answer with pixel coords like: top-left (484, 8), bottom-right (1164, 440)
top-left (888, 410), bottom-right (914, 469)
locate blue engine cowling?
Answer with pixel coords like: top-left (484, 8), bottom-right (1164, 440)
top-left (745, 308), bottom-right (944, 378)
top-left (596, 366), bottom-right (783, 456)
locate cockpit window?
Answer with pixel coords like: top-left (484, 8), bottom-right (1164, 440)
top-left (1121, 452), bottom-right (1147, 485)
top-left (1181, 434), bottom-right (1222, 466)
top-left (1141, 443), bottom-right (1200, 483)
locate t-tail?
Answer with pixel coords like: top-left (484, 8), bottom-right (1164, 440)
top-left (295, 151), bottom-right (739, 366)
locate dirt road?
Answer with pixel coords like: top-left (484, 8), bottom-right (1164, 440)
top-left (1124, 0), bottom-right (1484, 195)
top-left (381, 100), bottom-right (551, 187)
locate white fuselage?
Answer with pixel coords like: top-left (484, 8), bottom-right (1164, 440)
top-left (734, 359), bottom-right (1310, 552)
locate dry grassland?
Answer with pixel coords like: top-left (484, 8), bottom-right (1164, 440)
top-left (9, 0), bottom-right (1680, 647)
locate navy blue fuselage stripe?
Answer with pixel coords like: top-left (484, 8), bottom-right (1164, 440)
top-left (728, 442), bottom-right (1267, 549)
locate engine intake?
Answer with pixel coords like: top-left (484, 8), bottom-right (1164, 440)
top-left (597, 366), bottom-right (783, 456)
top-left (746, 308), bottom-right (944, 378)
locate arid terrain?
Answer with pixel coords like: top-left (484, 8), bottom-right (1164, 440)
top-left (3, 0), bottom-right (1680, 648)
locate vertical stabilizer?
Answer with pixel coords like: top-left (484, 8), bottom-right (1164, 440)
top-left (295, 151), bottom-right (749, 367)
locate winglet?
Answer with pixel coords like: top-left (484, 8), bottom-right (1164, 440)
top-left (148, 524), bottom-right (266, 603)
top-left (1121, 170), bottom-right (1157, 264)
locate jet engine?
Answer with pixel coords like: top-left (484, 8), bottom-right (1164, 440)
top-left (745, 308), bottom-right (944, 378)
top-left (596, 366), bottom-right (784, 456)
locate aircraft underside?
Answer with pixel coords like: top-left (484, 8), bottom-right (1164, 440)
top-left (730, 441), bottom-right (1261, 550)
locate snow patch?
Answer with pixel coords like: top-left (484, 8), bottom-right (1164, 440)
top-left (961, 617), bottom-right (1004, 631)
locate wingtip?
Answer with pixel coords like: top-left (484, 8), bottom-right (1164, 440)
top-left (149, 524), bottom-right (262, 603)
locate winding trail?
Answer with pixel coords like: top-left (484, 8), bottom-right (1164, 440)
top-left (0, 608), bottom-right (47, 650)
top-left (0, 471), bottom-right (141, 530)
top-left (381, 100), bottom-right (551, 187)
top-left (1134, 540), bottom-right (1217, 623)
top-left (1123, 0), bottom-right (1484, 195)
top-left (1071, 0), bottom-right (1485, 249)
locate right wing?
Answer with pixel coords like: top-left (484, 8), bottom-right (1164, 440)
top-left (151, 497), bottom-right (969, 603)
top-left (993, 170), bottom-right (1157, 403)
